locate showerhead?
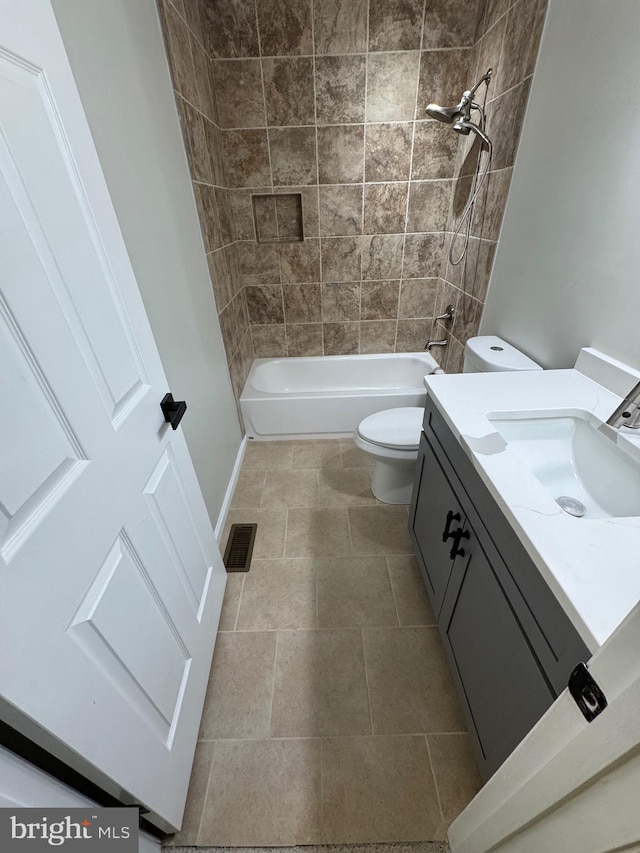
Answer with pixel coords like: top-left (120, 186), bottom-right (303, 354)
top-left (425, 102), bottom-right (463, 123)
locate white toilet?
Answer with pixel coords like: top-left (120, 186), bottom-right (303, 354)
top-left (354, 336), bottom-right (542, 504)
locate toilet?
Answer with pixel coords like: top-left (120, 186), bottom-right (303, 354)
top-left (354, 336), bottom-right (542, 504)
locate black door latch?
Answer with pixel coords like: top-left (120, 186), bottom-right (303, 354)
top-left (568, 662), bottom-right (607, 722)
top-left (161, 393), bottom-right (187, 430)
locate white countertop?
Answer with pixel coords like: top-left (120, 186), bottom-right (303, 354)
top-left (424, 352), bottom-right (640, 652)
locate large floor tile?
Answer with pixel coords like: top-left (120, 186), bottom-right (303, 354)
top-left (262, 469), bottom-right (319, 507)
top-left (166, 741), bottom-right (213, 846)
top-left (316, 557), bottom-right (398, 628)
top-left (271, 629), bottom-right (371, 737)
top-left (321, 735), bottom-right (441, 842)
top-left (236, 559), bottom-right (317, 630)
top-left (199, 632), bottom-right (276, 740)
top-left (387, 555), bottom-right (437, 626)
top-left (428, 734), bottom-right (483, 827)
top-left (349, 506), bottom-right (414, 555)
top-left (292, 439), bottom-right (342, 469)
top-left (231, 470), bottom-right (266, 508)
top-left (340, 438), bottom-right (376, 468)
top-left (318, 468), bottom-right (377, 506)
top-left (362, 627), bottom-right (466, 734)
top-left (199, 739), bottom-right (321, 845)
top-left (243, 440), bottom-right (294, 470)
top-left (217, 572), bottom-right (244, 631)
top-left (285, 507), bottom-right (351, 557)
top-left (224, 507), bottom-right (287, 559)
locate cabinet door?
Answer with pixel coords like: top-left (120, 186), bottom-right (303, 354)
top-left (409, 434), bottom-right (466, 615)
top-left (441, 533), bottom-right (555, 778)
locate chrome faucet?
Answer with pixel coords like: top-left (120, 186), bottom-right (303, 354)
top-left (425, 339), bottom-right (447, 351)
top-left (606, 380), bottom-right (640, 429)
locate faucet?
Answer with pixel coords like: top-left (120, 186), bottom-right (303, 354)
top-left (426, 339), bottom-right (447, 351)
top-left (606, 380), bottom-right (640, 429)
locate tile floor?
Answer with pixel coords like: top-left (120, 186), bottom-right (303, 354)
top-left (168, 439), bottom-right (482, 847)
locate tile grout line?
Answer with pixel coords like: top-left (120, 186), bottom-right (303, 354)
top-left (206, 45), bottom-right (476, 63)
top-left (195, 740), bottom-right (216, 846)
top-left (360, 628), bottom-right (375, 736)
top-left (424, 734), bottom-right (446, 836)
top-left (197, 730), bottom-right (468, 743)
top-left (309, 0), bottom-right (324, 354)
top-left (267, 629), bottom-right (280, 737)
top-left (386, 556), bottom-right (402, 626)
top-left (233, 574), bottom-right (245, 631)
top-left (359, 0), bottom-right (371, 354)
top-left (319, 735), bottom-right (324, 842)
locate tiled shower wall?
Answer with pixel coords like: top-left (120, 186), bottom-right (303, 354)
top-left (157, 0), bottom-right (253, 402)
top-left (158, 0), bottom-right (547, 398)
top-left (430, 0), bottom-right (548, 371)
top-left (210, 0), bottom-right (481, 360)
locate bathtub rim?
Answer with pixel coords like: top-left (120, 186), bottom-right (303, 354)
top-left (240, 351), bottom-right (441, 401)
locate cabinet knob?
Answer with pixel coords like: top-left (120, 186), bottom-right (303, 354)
top-left (442, 510), bottom-right (461, 542)
top-left (449, 528), bottom-right (470, 560)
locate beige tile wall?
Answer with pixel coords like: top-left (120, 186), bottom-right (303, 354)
top-left (430, 0), bottom-right (548, 371)
top-left (211, 0), bottom-right (481, 360)
top-left (158, 0), bottom-right (547, 400)
top-left (157, 0), bottom-right (253, 403)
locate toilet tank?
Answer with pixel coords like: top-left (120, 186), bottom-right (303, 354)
top-left (463, 336), bottom-right (543, 373)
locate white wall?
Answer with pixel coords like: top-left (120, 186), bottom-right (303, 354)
top-left (480, 0), bottom-right (640, 371)
top-left (51, 0), bottom-right (242, 525)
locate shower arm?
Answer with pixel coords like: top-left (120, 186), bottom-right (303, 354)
top-left (459, 69), bottom-right (492, 122)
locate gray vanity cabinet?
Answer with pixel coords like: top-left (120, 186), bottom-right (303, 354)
top-left (409, 400), bottom-right (590, 779)
top-left (410, 439), bottom-right (465, 615)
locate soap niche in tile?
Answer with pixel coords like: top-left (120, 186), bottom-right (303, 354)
top-left (253, 193), bottom-right (304, 243)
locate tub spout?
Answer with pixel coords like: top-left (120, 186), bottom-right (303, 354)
top-left (425, 339), bottom-right (448, 351)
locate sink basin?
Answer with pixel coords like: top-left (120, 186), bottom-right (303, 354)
top-left (488, 414), bottom-right (640, 519)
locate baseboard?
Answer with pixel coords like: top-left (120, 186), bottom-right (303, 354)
top-left (214, 435), bottom-right (247, 544)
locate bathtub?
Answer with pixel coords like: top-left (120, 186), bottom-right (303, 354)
top-left (240, 352), bottom-right (442, 440)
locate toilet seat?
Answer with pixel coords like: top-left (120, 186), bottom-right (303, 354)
top-left (357, 407), bottom-right (424, 451)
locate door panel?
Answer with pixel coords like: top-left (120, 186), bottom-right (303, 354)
top-left (0, 0), bottom-right (226, 830)
top-left (143, 449), bottom-right (211, 610)
top-left (69, 533), bottom-right (190, 732)
top-left (410, 434), bottom-right (465, 614)
top-left (0, 53), bottom-right (149, 425)
top-left (443, 537), bottom-right (554, 776)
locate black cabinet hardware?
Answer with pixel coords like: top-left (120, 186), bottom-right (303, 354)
top-left (449, 528), bottom-right (470, 560)
top-left (442, 510), bottom-right (461, 542)
top-left (161, 393), bottom-right (187, 430)
top-left (568, 663), bottom-right (607, 722)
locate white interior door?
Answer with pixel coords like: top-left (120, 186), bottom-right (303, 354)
top-left (0, 0), bottom-right (226, 831)
top-left (449, 597), bottom-right (640, 853)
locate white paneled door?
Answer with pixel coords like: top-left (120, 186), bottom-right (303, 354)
top-left (0, 0), bottom-right (226, 831)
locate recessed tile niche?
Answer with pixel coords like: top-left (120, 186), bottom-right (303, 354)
top-left (252, 193), bottom-right (304, 243)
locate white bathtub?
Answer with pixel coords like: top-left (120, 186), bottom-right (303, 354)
top-left (240, 352), bottom-right (442, 440)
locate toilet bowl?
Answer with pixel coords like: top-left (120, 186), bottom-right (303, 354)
top-left (354, 407), bottom-right (424, 504)
top-left (355, 336), bottom-right (543, 504)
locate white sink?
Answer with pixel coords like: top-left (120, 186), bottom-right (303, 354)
top-left (488, 413), bottom-right (640, 519)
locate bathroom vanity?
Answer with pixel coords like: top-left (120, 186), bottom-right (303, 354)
top-left (409, 349), bottom-right (640, 779)
top-left (410, 399), bottom-right (588, 778)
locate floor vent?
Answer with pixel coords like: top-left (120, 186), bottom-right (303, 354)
top-left (223, 523), bottom-right (257, 572)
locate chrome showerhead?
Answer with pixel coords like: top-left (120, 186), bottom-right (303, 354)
top-left (425, 102), bottom-right (463, 123)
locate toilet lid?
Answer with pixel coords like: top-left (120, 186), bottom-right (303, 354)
top-left (357, 407), bottom-right (424, 450)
